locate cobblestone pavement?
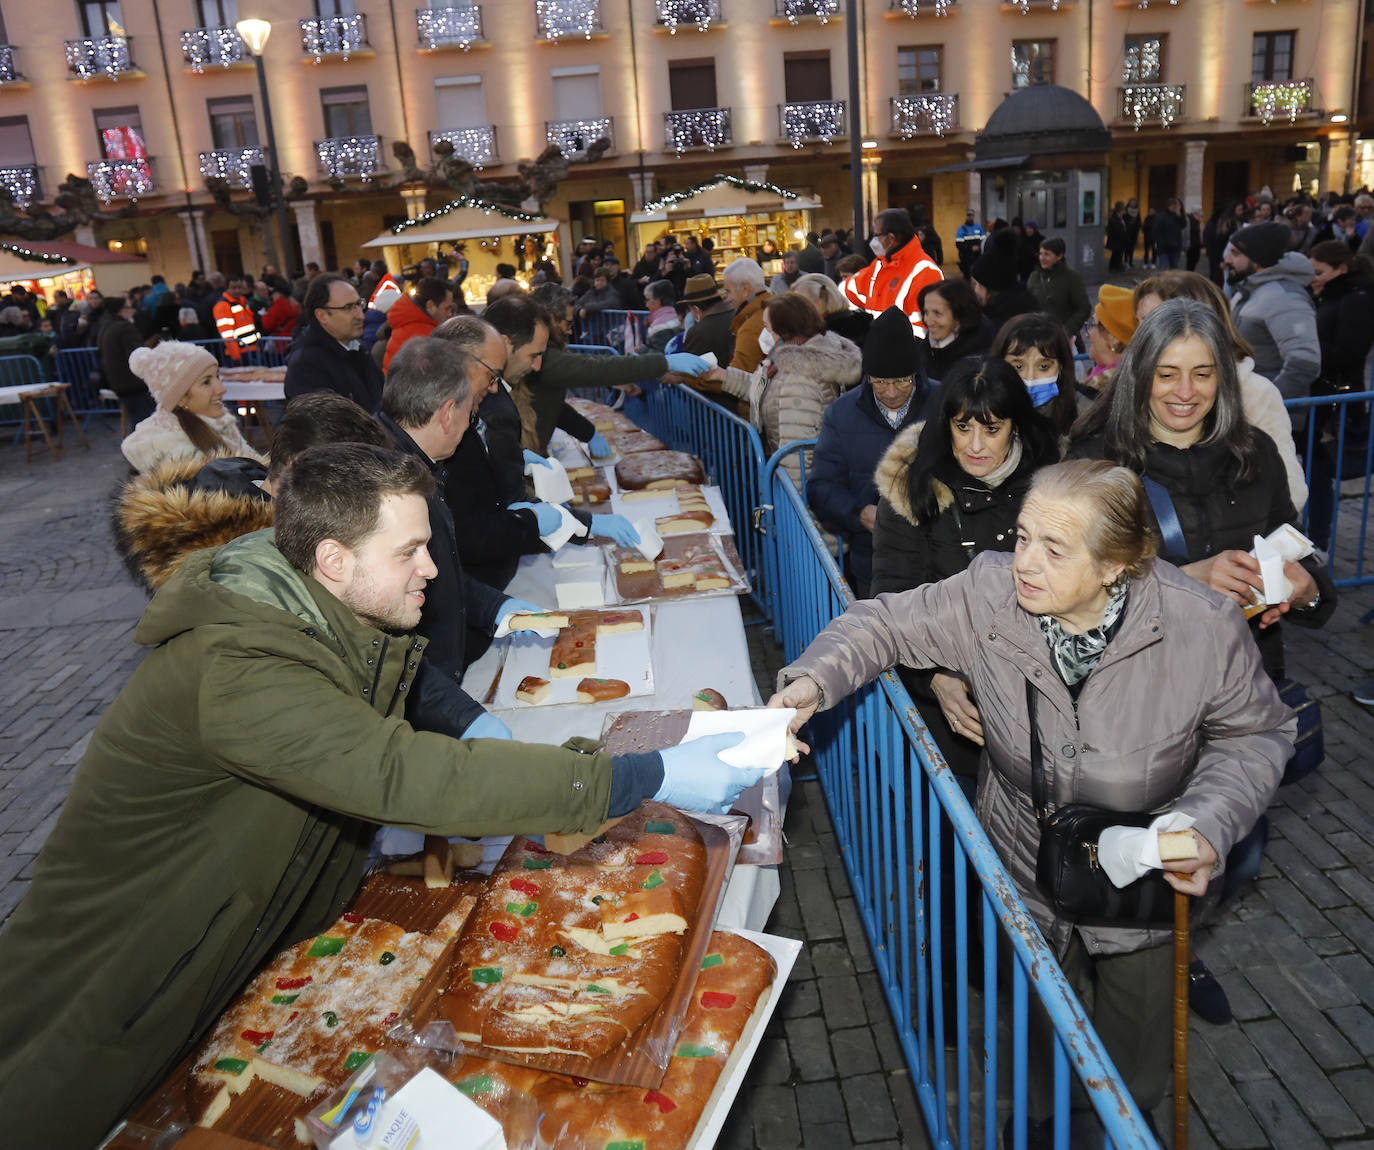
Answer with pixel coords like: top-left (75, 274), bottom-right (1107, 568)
top-left (2, 422), bottom-right (1373, 1148)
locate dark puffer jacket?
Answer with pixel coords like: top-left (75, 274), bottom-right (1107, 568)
top-left (1069, 431), bottom-right (1336, 676)
top-left (926, 315), bottom-right (995, 385)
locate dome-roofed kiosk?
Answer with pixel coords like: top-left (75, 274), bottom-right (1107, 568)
top-left (939, 85), bottom-right (1111, 285)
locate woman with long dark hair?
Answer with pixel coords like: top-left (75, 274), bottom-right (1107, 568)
top-left (871, 357), bottom-right (1059, 780)
top-left (987, 312), bottom-right (1085, 436)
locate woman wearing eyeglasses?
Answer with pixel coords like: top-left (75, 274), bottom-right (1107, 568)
top-left (283, 275), bottom-right (385, 412)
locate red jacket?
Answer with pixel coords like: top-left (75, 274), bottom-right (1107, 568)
top-left (212, 292), bottom-right (260, 359)
top-left (383, 294), bottom-right (437, 371)
top-left (841, 237), bottom-right (944, 337)
top-left (261, 296), bottom-right (300, 339)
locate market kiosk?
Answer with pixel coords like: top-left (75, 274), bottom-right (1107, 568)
top-left (363, 197), bottom-right (562, 305)
top-left (628, 175), bottom-right (821, 275)
top-left (0, 239), bottom-right (148, 306)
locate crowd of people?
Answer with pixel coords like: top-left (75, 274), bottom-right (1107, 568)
top-left (2, 185), bottom-right (1368, 1147)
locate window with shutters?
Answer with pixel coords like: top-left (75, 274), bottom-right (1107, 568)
top-left (321, 86), bottom-right (372, 138)
top-left (669, 58), bottom-right (717, 110)
top-left (208, 96), bottom-right (258, 149)
top-left (784, 51), bottom-right (831, 102)
top-left (0, 117), bottom-right (34, 166)
top-left (94, 105), bottom-right (144, 156)
top-left (77, 0), bottom-right (123, 36)
top-left (434, 75), bottom-right (487, 128)
top-left (551, 68), bottom-right (603, 119)
top-left (316, 0), bottom-right (355, 15)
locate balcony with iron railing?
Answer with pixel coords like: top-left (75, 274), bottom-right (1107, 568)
top-left (889, 92), bottom-right (958, 137)
top-left (655, 0), bottom-right (722, 32)
top-left (1117, 83), bottom-right (1186, 129)
top-left (300, 14), bottom-right (369, 61)
top-left (316, 135), bottom-right (384, 180)
top-left (65, 35), bottom-right (137, 80)
top-left (0, 46), bottom-right (21, 83)
top-left (0, 166), bottom-right (40, 206)
top-left (199, 147), bottom-right (265, 188)
top-left (1246, 78), bottom-right (1317, 124)
top-left (180, 26), bottom-right (247, 71)
top-left (429, 125), bottom-right (497, 168)
top-left (886, 0), bottom-right (958, 12)
top-left (774, 0), bottom-right (840, 21)
top-left (545, 117), bottom-right (613, 156)
top-left (88, 157), bottom-right (155, 201)
top-left (778, 100), bottom-right (845, 146)
top-left (416, 4), bottom-right (484, 50)
top-left (663, 107), bottom-right (731, 152)
top-left (535, 0), bottom-right (603, 40)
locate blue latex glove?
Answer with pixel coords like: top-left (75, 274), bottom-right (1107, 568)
top-left (523, 449), bottom-right (553, 469)
top-left (587, 432), bottom-right (612, 459)
top-left (463, 712), bottom-right (514, 740)
top-left (654, 733), bottom-right (767, 814)
top-left (590, 514), bottom-right (641, 547)
top-left (494, 597), bottom-right (548, 631)
top-left (509, 501), bottom-right (563, 535)
top-left (665, 352), bottom-right (710, 377)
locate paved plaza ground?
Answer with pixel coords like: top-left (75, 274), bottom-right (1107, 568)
top-left (2, 419), bottom-right (1373, 1148)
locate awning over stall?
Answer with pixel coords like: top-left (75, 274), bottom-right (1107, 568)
top-left (364, 198), bottom-right (559, 247)
top-left (628, 175), bottom-right (821, 225)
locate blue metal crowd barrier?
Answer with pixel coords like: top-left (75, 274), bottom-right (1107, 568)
top-left (0, 354), bottom-right (47, 440)
top-left (1288, 389), bottom-right (1374, 588)
top-left (188, 336), bottom-right (291, 367)
top-left (53, 347), bottom-right (120, 426)
top-left (573, 308), bottom-right (648, 350)
top-left (765, 445), bottom-right (1156, 1150)
top-left (640, 383), bottom-right (771, 621)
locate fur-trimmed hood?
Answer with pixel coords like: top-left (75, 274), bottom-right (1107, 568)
top-left (769, 329), bottom-right (863, 389)
top-left (113, 455), bottom-right (275, 593)
top-left (873, 423), bottom-right (951, 526)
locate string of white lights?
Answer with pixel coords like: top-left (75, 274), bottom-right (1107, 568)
top-left (782, 0), bottom-right (840, 24)
top-left (1251, 80), bottom-right (1313, 124)
top-left (199, 148), bottom-right (266, 188)
top-left (416, 4), bottom-right (483, 50)
top-left (299, 14), bottom-right (367, 64)
top-left (65, 35), bottom-right (133, 81)
top-left (546, 118), bottom-right (612, 155)
top-left (316, 136), bottom-right (382, 180)
top-left (430, 126), bottom-right (496, 169)
top-left (179, 26), bottom-right (245, 72)
top-left (391, 196), bottom-right (545, 236)
top-left (655, 0), bottom-right (719, 33)
top-left (642, 174), bottom-right (799, 214)
top-left (535, 0), bottom-right (601, 41)
top-left (781, 101), bottom-right (844, 148)
top-left (664, 109), bottom-right (730, 153)
top-left (891, 94), bottom-right (958, 138)
top-left (88, 159), bottom-right (155, 203)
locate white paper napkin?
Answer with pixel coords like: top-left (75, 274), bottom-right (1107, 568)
top-left (1261, 522), bottom-right (1315, 563)
top-left (555, 579), bottom-right (604, 609)
top-left (682, 707), bottom-right (797, 773)
top-left (1096, 811), bottom-right (1198, 888)
top-left (699, 351), bottom-right (718, 367)
top-left (526, 455), bottom-right (575, 505)
top-left (540, 503), bottom-right (589, 553)
top-left (1252, 533), bottom-right (1287, 606)
top-left (631, 518), bottom-right (664, 561)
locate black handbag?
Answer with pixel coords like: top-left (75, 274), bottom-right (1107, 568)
top-left (1027, 681), bottom-right (1176, 928)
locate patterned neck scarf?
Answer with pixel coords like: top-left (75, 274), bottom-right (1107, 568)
top-left (1037, 581), bottom-right (1129, 688)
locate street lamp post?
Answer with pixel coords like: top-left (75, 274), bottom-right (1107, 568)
top-left (236, 18), bottom-right (296, 274)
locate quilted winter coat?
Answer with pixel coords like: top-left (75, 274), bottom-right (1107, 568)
top-left (780, 551), bottom-right (1295, 958)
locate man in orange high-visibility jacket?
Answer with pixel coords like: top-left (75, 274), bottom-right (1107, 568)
top-left (841, 208), bottom-right (944, 338)
top-left (213, 277), bottom-right (261, 361)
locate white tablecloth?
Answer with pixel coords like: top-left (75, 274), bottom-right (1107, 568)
top-left (460, 549), bottom-right (780, 930)
top-left (221, 380), bottom-right (286, 402)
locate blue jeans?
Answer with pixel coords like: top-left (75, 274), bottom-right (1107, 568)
top-left (1155, 248), bottom-right (1181, 270)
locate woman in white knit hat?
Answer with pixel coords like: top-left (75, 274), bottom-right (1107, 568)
top-left (120, 341), bottom-right (264, 473)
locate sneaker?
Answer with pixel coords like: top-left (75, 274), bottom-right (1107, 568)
top-left (1188, 958), bottom-right (1233, 1025)
top-left (1354, 678), bottom-right (1374, 705)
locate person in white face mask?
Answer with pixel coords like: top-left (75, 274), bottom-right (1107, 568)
top-left (840, 208), bottom-right (945, 337)
top-left (989, 311), bottom-right (1093, 436)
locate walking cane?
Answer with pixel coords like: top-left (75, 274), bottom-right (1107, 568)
top-left (1173, 889), bottom-right (1190, 1150)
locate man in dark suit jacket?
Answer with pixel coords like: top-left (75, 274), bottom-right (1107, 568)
top-left (284, 275), bottom-right (385, 412)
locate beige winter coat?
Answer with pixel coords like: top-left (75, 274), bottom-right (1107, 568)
top-left (722, 330), bottom-right (862, 487)
top-left (780, 551), bottom-right (1294, 957)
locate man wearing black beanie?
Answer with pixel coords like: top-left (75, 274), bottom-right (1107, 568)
top-left (1225, 220), bottom-right (1320, 426)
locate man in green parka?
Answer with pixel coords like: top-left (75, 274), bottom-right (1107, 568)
top-left (0, 443), bottom-right (757, 1149)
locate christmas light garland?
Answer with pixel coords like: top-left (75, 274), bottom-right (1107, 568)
top-left (65, 35), bottom-right (133, 81)
top-left (1251, 80), bottom-right (1313, 124)
top-left (299, 14), bottom-right (367, 63)
top-left (316, 136), bottom-right (383, 180)
top-left (546, 118), bottom-right (612, 155)
top-left (88, 159), bottom-right (155, 203)
top-left (1010, 0), bottom-right (1061, 11)
top-left (416, 4), bottom-right (483, 50)
top-left (891, 0), bottom-right (954, 13)
top-left (1122, 36), bottom-right (1161, 84)
top-left (390, 196), bottom-right (545, 236)
top-left (199, 147), bottom-right (266, 188)
top-left (1121, 83), bottom-right (1183, 130)
top-left (664, 108), bottom-right (731, 153)
top-left (0, 166), bottom-right (39, 208)
top-left (642, 174), bottom-right (801, 214)
top-left (781, 100), bottom-right (844, 148)
top-left (656, 0), bottom-right (719, 33)
top-left (1133, 1), bottom-right (1180, 7)
top-left (180, 26), bottom-right (246, 72)
top-left (891, 93), bottom-right (958, 138)
top-left (535, 0), bottom-right (601, 41)
top-left (0, 242), bottom-right (73, 265)
top-left (782, 0), bottom-right (839, 23)
top-left (0, 46), bottom-right (18, 83)
top-left (430, 126), bottom-right (496, 169)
